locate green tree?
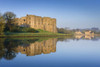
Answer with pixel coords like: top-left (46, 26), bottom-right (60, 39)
top-left (0, 16), bottom-right (5, 35)
top-left (3, 12), bottom-right (16, 32)
top-left (57, 27), bottom-right (74, 34)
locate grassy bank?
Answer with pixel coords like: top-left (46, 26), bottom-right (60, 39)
top-left (0, 29), bottom-right (73, 38)
top-left (0, 33), bottom-right (72, 38)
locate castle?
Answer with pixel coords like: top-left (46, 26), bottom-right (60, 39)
top-left (15, 15), bottom-right (57, 33)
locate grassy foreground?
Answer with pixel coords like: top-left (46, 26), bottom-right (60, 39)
top-left (0, 29), bottom-right (72, 38)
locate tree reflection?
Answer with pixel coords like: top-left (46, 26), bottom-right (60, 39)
top-left (0, 38), bottom-right (39, 60)
top-left (3, 50), bottom-right (16, 60)
top-left (0, 38), bottom-right (5, 59)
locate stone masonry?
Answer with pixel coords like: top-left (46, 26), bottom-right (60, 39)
top-left (15, 15), bottom-right (57, 33)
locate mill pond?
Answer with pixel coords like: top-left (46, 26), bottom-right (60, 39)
top-left (0, 36), bottom-right (100, 67)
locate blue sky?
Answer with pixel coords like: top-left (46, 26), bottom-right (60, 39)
top-left (0, 0), bottom-right (100, 29)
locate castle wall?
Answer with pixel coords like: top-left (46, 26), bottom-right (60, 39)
top-left (15, 15), bottom-right (57, 33)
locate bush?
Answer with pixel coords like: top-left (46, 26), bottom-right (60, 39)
top-left (0, 17), bottom-right (5, 35)
top-left (57, 28), bottom-right (74, 34)
top-left (5, 25), bottom-right (39, 33)
top-left (27, 28), bottom-right (38, 33)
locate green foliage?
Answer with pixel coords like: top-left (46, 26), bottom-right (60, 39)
top-left (37, 29), bottom-right (51, 33)
top-left (0, 16), bottom-right (5, 35)
top-left (57, 28), bottom-right (74, 34)
top-left (3, 12), bottom-right (16, 20)
top-left (3, 12), bottom-right (16, 32)
top-left (27, 28), bottom-right (38, 33)
top-left (9, 26), bottom-right (38, 33)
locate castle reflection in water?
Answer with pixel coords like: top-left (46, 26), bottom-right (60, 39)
top-left (14, 38), bottom-right (57, 56)
top-left (75, 35), bottom-right (94, 40)
top-left (0, 38), bottom-right (57, 60)
top-left (0, 36), bottom-right (100, 60)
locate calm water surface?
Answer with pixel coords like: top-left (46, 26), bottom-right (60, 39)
top-left (0, 37), bottom-right (100, 67)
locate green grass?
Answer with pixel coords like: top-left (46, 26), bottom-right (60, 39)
top-left (0, 29), bottom-right (73, 38)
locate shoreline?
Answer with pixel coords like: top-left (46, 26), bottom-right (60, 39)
top-left (94, 34), bottom-right (100, 36)
top-left (0, 33), bottom-right (73, 38)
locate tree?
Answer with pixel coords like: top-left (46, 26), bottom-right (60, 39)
top-left (57, 27), bottom-right (74, 34)
top-left (3, 12), bottom-right (16, 32)
top-left (0, 16), bottom-right (5, 35)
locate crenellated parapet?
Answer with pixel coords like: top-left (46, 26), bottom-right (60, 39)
top-left (15, 15), bottom-right (57, 33)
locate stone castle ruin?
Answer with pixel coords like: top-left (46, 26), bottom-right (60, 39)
top-left (15, 15), bottom-right (57, 33)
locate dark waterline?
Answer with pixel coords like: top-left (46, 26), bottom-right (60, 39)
top-left (0, 37), bottom-right (100, 67)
